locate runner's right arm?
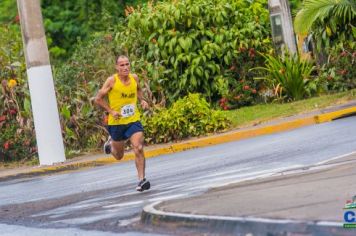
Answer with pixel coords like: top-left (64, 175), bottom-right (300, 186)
top-left (95, 76), bottom-right (120, 119)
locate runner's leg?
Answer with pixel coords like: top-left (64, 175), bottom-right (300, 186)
top-left (129, 131), bottom-right (145, 180)
top-left (111, 140), bottom-right (125, 160)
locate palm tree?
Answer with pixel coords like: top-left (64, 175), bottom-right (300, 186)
top-left (294, 0), bottom-right (355, 63)
top-left (294, 0), bottom-right (356, 34)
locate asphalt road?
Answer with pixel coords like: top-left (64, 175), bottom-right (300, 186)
top-left (0, 116), bottom-right (355, 235)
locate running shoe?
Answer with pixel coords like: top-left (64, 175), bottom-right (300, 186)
top-left (103, 136), bottom-right (112, 154)
top-left (136, 178), bottom-right (151, 192)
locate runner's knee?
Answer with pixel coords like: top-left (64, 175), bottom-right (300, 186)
top-left (132, 143), bottom-right (144, 154)
top-left (112, 148), bottom-right (124, 160)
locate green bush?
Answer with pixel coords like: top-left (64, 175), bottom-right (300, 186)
top-left (41, 0), bottom-right (146, 59)
top-left (0, 0), bottom-right (17, 23)
top-left (320, 44), bottom-right (356, 91)
top-left (254, 51), bottom-right (315, 101)
top-left (294, 0), bottom-right (355, 65)
top-left (115, 0), bottom-right (272, 104)
top-left (54, 33), bottom-right (118, 153)
top-left (142, 93), bottom-right (231, 143)
top-left (0, 24), bottom-right (37, 162)
top-left (0, 0), bottom-right (151, 60)
top-left (54, 33), bottom-right (117, 90)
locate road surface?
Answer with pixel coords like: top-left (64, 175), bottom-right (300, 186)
top-left (0, 116), bottom-right (355, 235)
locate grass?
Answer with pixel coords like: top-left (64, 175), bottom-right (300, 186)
top-left (0, 157), bottom-right (39, 169)
top-left (224, 89), bottom-right (356, 128)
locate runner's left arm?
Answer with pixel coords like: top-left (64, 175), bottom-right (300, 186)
top-left (132, 74), bottom-right (149, 110)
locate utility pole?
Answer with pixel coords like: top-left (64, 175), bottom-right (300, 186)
top-left (17, 0), bottom-right (66, 165)
top-left (268, 0), bottom-right (297, 54)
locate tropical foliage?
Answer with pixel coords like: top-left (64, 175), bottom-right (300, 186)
top-left (0, 24), bottom-right (37, 162)
top-left (294, 0), bottom-right (356, 91)
top-left (316, 46), bottom-right (356, 92)
top-left (289, 0), bottom-right (303, 15)
top-left (54, 34), bottom-right (117, 154)
top-left (294, 0), bottom-right (356, 50)
top-left (142, 93), bottom-right (230, 143)
top-left (1, 0), bottom-right (355, 163)
top-left (0, 0), bottom-right (150, 59)
top-left (114, 0), bottom-right (272, 104)
top-left (254, 51), bottom-right (315, 101)
top-left (41, 0), bottom-right (125, 58)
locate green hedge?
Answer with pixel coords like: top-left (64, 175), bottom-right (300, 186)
top-left (142, 93), bottom-right (231, 143)
top-left (0, 24), bottom-right (37, 162)
top-left (115, 0), bottom-right (272, 104)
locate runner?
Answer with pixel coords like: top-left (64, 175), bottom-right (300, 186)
top-left (95, 55), bottom-right (150, 192)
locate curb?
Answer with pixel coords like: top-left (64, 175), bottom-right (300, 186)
top-left (141, 202), bottom-right (352, 236)
top-left (1, 105), bottom-right (356, 181)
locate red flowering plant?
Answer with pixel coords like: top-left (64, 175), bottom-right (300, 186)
top-left (218, 80), bottom-right (260, 110)
top-left (0, 112), bottom-right (37, 162)
top-left (318, 44), bottom-right (356, 92)
top-left (0, 24), bottom-right (37, 162)
top-left (218, 46), bottom-right (268, 110)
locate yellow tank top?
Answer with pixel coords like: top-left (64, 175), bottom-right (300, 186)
top-left (108, 74), bottom-right (140, 125)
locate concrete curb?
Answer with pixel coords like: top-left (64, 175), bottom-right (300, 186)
top-left (1, 105), bottom-right (355, 181)
top-left (141, 202), bottom-right (353, 236)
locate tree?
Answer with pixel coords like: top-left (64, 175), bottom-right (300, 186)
top-left (294, 0), bottom-right (355, 46)
top-left (41, 0), bottom-right (124, 59)
top-left (0, 0), bottom-right (17, 23)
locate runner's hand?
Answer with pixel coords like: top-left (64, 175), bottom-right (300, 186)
top-left (140, 100), bottom-right (149, 110)
top-left (110, 110), bottom-right (120, 120)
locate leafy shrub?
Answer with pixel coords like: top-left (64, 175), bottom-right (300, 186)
top-left (294, 0), bottom-right (355, 63)
top-left (0, 0), bottom-right (151, 59)
top-left (0, 24), bottom-right (37, 162)
top-left (41, 0), bottom-right (142, 59)
top-left (55, 33), bottom-right (117, 90)
top-left (321, 45), bottom-right (356, 91)
top-left (294, 0), bottom-right (355, 94)
top-left (54, 33), bottom-right (119, 153)
top-left (218, 79), bottom-right (259, 110)
top-left (217, 47), bottom-right (264, 109)
top-left (142, 93), bottom-right (231, 143)
top-left (0, 0), bottom-right (17, 23)
top-left (254, 51), bottom-right (316, 101)
top-left (115, 0), bottom-right (272, 103)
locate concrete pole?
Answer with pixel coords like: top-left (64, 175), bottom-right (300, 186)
top-left (17, 0), bottom-right (66, 165)
top-left (268, 0), bottom-right (297, 54)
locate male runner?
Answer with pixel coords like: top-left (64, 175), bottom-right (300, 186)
top-left (95, 55), bottom-right (150, 192)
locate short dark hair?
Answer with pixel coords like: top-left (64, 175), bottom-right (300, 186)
top-left (117, 55), bottom-right (129, 63)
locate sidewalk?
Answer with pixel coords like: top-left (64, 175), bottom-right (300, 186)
top-left (0, 100), bottom-right (356, 182)
top-left (142, 153), bottom-right (356, 236)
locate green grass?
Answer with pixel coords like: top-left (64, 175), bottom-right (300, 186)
top-left (0, 157), bottom-right (39, 169)
top-left (224, 89), bottom-right (356, 128)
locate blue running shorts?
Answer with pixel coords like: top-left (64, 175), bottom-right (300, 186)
top-left (107, 121), bottom-right (144, 141)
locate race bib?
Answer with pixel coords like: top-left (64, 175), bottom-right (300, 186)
top-left (121, 104), bottom-right (135, 118)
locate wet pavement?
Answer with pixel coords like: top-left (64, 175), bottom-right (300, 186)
top-left (1, 101), bottom-right (356, 235)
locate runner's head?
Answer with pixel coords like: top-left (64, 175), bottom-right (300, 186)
top-left (116, 55), bottom-right (130, 77)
